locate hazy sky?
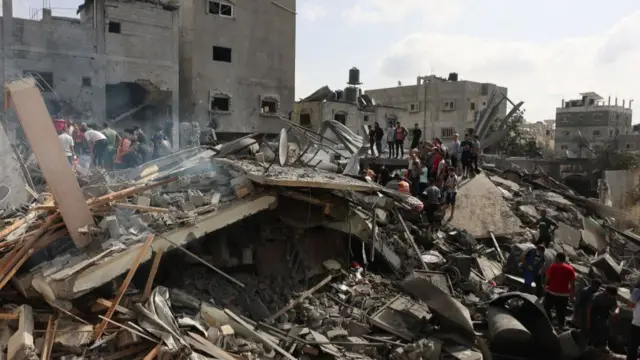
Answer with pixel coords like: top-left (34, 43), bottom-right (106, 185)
top-left (10, 0), bottom-right (640, 123)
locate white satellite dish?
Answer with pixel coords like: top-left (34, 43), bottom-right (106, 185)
top-left (278, 128), bottom-right (288, 166)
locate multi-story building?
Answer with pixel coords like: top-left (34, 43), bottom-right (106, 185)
top-left (364, 74), bottom-right (508, 141)
top-left (554, 92), bottom-right (633, 158)
top-left (521, 120), bottom-right (555, 152)
top-left (179, 0), bottom-right (296, 136)
top-left (0, 0), bottom-right (180, 145)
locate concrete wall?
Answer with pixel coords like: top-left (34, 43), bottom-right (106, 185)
top-left (604, 168), bottom-right (640, 209)
top-left (293, 101), bottom-right (408, 138)
top-left (365, 79), bottom-right (508, 140)
top-left (180, 0), bottom-right (296, 134)
top-left (0, 121), bottom-right (28, 209)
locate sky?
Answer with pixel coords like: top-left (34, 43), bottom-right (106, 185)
top-left (10, 0), bottom-right (640, 123)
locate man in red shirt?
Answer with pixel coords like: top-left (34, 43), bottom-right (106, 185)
top-left (544, 252), bottom-right (576, 328)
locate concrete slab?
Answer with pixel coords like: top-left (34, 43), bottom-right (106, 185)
top-left (489, 176), bottom-right (521, 193)
top-left (556, 222), bottom-right (581, 249)
top-left (449, 174), bottom-right (523, 238)
top-left (582, 217), bottom-right (608, 252)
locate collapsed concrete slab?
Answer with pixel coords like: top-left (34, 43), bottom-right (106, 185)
top-left (15, 193), bottom-right (278, 300)
top-left (450, 174), bottom-right (524, 238)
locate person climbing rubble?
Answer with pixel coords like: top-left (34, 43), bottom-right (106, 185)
top-left (587, 285), bottom-right (619, 352)
top-left (534, 209), bottom-right (558, 247)
top-left (575, 278), bottom-right (602, 333)
top-left (520, 244), bottom-right (546, 297)
top-left (543, 252), bottom-right (575, 329)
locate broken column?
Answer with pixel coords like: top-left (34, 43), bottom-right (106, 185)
top-left (7, 305), bottom-right (37, 360)
top-left (487, 306), bottom-right (532, 356)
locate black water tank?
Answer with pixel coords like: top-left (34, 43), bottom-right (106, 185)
top-left (448, 72), bottom-right (459, 81)
top-left (345, 87), bottom-right (358, 103)
top-left (348, 67), bottom-right (361, 85)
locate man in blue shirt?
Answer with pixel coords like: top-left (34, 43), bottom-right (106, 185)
top-left (520, 245), bottom-right (546, 297)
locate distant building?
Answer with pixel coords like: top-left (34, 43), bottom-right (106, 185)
top-left (521, 120), bottom-right (555, 153)
top-left (179, 0), bottom-right (296, 136)
top-left (292, 68), bottom-right (408, 138)
top-left (364, 74), bottom-right (508, 140)
top-left (555, 92), bottom-right (633, 158)
top-left (0, 0), bottom-right (180, 145)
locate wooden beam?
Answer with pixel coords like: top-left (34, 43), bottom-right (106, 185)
top-left (93, 234), bottom-right (154, 340)
top-left (143, 250), bottom-right (163, 298)
top-left (40, 313), bottom-right (59, 360)
top-left (142, 344), bottom-right (161, 360)
top-left (6, 79), bottom-right (93, 248)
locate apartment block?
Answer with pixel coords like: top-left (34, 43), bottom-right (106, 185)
top-left (555, 92), bottom-right (633, 158)
top-left (179, 0), bottom-right (296, 136)
top-left (365, 74), bottom-right (508, 140)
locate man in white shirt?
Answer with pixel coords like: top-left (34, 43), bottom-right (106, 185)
top-left (58, 127), bottom-right (75, 165)
top-left (81, 124), bottom-right (108, 167)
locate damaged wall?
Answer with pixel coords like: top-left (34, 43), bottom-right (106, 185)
top-left (0, 120), bottom-right (28, 209)
top-left (179, 0), bottom-right (295, 135)
top-left (0, 0), bottom-right (179, 145)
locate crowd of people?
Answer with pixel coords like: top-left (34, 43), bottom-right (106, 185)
top-left (364, 124), bottom-right (482, 225)
top-left (55, 119), bottom-right (172, 170)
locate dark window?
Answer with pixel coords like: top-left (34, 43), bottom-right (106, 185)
top-left (23, 71), bottom-right (53, 92)
top-left (208, 1), bottom-right (234, 16)
top-left (300, 113), bottom-right (311, 127)
top-left (410, 104), bottom-right (415, 111)
top-left (334, 113), bottom-right (346, 125)
top-left (211, 96), bottom-right (230, 111)
top-left (261, 100), bottom-right (278, 114)
top-left (82, 77), bottom-right (91, 87)
top-left (363, 115), bottom-right (370, 122)
top-left (108, 21), bottom-right (121, 33)
top-left (470, 102), bottom-right (476, 110)
top-left (213, 46), bottom-right (232, 62)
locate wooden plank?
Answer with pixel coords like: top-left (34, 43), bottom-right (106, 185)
top-left (224, 309), bottom-right (297, 360)
top-left (91, 298), bottom-right (136, 318)
top-left (40, 313), bottom-right (59, 360)
top-left (94, 234), bottom-right (154, 340)
top-left (186, 332), bottom-right (238, 360)
top-left (143, 250), bottom-right (163, 298)
top-left (0, 249), bottom-right (33, 290)
top-left (267, 275), bottom-right (334, 322)
top-left (142, 344), bottom-right (161, 360)
top-left (6, 79), bottom-right (93, 248)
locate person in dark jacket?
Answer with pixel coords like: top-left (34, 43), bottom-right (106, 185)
top-left (575, 278), bottom-right (602, 332)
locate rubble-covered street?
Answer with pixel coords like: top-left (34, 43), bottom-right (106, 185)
top-left (2, 79), bottom-right (640, 360)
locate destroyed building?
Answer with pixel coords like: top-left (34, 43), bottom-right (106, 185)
top-left (292, 69), bottom-right (408, 136)
top-left (365, 74), bottom-right (508, 141)
top-left (555, 92), bottom-right (634, 158)
top-left (178, 0), bottom-right (296, 136)
top-left (5, 78), bottom-right (640, 359)
top-left (0, 0), bottom-right (180, 145)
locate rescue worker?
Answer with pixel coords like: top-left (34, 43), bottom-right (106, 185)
top-left (544, 252), bottom-right (576, 329)
top-left (535, 209), bottom-right (558, 247)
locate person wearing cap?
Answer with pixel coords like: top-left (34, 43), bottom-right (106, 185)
top-left (520, 244), bottom-right (546, 297)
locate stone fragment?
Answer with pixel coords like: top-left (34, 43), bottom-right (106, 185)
top-left (136, 195), bottom-right (151, 207)
top-left (7, 305), bottom-right (36, 360)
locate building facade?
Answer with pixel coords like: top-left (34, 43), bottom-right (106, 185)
top-left (364, 74), bottom-right (508, 140)
top-left (179, 0), bottom-right (296, 136)
top-left (0, 0), bottom-right (180, 145)
top-left (554, 92), bottom-right (633, 158)
top-left (521, 119), bottom-right (555, 153)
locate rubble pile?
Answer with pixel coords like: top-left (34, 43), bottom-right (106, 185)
top-left (2, 80), bottom-right (640, 359)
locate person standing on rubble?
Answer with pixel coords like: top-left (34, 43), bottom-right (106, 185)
top-left (449, 133), bottom-right (461, 173)
top-left (544, 252), bottom-right (576, 329)
top-left (374, 122), bottom-right (384, 158)
top-left (409, 150), bottom-right (422, 195)
top-left (410, 123), bottom-right (422, 150)
top-left (394, 121), bottom-right (408, 159)
top-left (586, 285), bottom-right (619, 352)
top-left (151, 126), bottom-right (169, 159)
top-left (520, 244), bottom-right (546, 297)
top-left (367, 125), bottom-right (376, 157)
top-left (81, 123), bottom-right (108, 167)
top-left (418, 162), bottom-right (430, 195)
top-left (378, 164), bottom-right (391, 186)
top-left (423, 178), bottom-right (441, 227)
top-left (535, 210), bottom-right (558, 247)
top-left (575, 278), bottom-right (602, 333)
top-left (626, 282), bottom-right (640, 360)
top-left (460, 133), bottom-right (474, 178)
top-left (133, 126), bottom-right (149, 162)
top-left (443, 165), bottom-right (458, 220)
top-left (101, 123), bottom-right (120, 170)
top-left (58, 125), bottom-right (75, 165)
top-left (386, 122), bottom-right (396, 158)
top-left (472, 134), bottom-right (481, 173)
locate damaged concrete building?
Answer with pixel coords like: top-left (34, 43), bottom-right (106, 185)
top-left (292, 68), bottom-right (408, 136)
top-left (0, 0), bottom-right (180, 145)
top-left (365, 74), bottom-right (508, 141)
top-left (178, 0), bottom-right (296, 136)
